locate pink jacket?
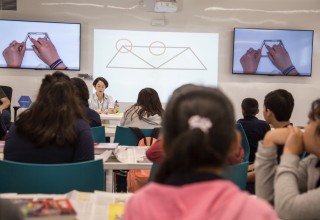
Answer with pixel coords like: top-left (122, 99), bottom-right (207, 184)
top-left (124, 180), bottom-right (277, 220)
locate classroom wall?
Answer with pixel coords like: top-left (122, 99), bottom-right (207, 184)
top-left (1, 0), bottom-right (319, 126)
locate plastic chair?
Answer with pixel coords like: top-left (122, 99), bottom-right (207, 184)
top-left (148, 163), bottom-right (160, 182)
top-left (0, 159), bottom-right (105, 194)
top-left (114, 126), bottom-right (160, 146)
top-left (235, 123), bottom-right (250, 162)
top-left (113, 126), bottom-right (160, 192)
top-left (222, 161), bottom-right (249, 190)
top-left (91, 126), bottom-right (106, 143)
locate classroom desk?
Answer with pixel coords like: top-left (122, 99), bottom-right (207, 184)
top-left (101, 113), bottom-right (122, 140)
top-left (100, 113), bottom-right (123, 121)
top-left (105, 126), bottom-right (116, 137)
top-left (104, 155), bottom-right (152, 192)
top-left (104, 156), bottom-right (152, 170)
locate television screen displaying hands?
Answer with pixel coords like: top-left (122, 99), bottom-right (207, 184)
top-left (0, 20), bottom-right (80, 70)
top-left (233, 28), bottom-right (313, 76)
top-left (3, 38), bottom-right (67, 70)
top-left (240, 43), bottom-right (299, 76)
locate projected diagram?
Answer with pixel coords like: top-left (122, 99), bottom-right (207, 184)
top-left (106, 39), bottom-right (207, 70)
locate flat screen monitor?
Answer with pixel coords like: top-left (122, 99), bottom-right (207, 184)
top-left (0, 19), bottom-right (81, 70)
top-left (232, 28), bottom-right (313, 76)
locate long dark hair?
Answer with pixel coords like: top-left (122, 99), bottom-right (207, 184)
top-left (15, 73), bottom-right (85, 148)
top-left (124, 88), bottom-right (164, 121)
top-left (71, 77), bottom-right (90, 107)
top-left (155, 84), bottom-right (235, 183)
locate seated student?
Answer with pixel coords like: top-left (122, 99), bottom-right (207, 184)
top-left (4, 72), bottom-right (94, 164)
top-left (124, 84), bottom-right (277, 220)
top-left (0, 86), bottom-right (11, 131)
top-left (71, 77), bottom-right (101, 127)
top-left (237, 98), bottom-right (270, 194)
top-left (263, 89), bottom-right (294, 160)
top-left (255, 99), bottom-right (320, 219)
top-left (120, 88), bottom-right (164, 128)
top-left (237, 98), bottom-right (270, 163)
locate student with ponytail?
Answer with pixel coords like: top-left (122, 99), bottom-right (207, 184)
top-left (124, 84), bottom-right (277, 220)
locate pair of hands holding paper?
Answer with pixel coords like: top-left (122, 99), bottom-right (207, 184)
top-left (240, 44), bottom-right (298, 75)
top-left (2, 37), bottom-right (66, 69)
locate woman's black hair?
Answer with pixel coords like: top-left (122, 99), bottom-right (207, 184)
top-left (16, 72), bottom-right (85, 148)
top-left (155, 84), bottom-right (235, 183)
top-left (123, 88), bottom-right (164, 120)
top-left (71, 77), bottom-right (90, 107)
top-left (93, 77), bottom-right (108, 88)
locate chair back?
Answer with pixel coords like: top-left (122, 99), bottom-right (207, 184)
top-left (148, 163), bottom-right (160, 182)
top-left (0, 85), bottom-right (12, 113)
top-left (222, 161), bottom-right (249, 190)
top-left (91, 126), bottom-right (106, 143)
top-left (236, 123), bottom-right (250, 162)
top-left (114, 126), bottom-right (160, 146)
top-left (0, 159), bottom-right (105, 194)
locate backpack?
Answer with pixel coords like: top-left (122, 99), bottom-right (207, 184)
top-left (129, 127), bottom-right (161, 146)
top-left (127, 127), bottom-right (161, 192)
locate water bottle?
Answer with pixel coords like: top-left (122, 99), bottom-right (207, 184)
top-left (114, 100), bottom-right (119, 113)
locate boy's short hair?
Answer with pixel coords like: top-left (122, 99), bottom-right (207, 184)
top-left (264, 89), bottom-right (294, 122)
top-left (241, 98), bottom-right (259, 116)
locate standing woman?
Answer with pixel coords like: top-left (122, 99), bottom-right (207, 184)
top-left (120, 88), bottom-right (163, 128)
top-left (89, 77), bottom-right (115, 114)
top-left (4, 72), bottom-right (94, 163)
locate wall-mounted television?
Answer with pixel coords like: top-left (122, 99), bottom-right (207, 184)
top-left (0, 19), bottom-right (80, 71)
top-left (232, 28), bottom-right (313, 76)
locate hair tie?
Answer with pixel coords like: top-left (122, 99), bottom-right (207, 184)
top-left (188, 115), bottom-right (212, 134)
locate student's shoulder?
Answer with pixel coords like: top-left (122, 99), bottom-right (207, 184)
top-left (86, 107), bottom-right (100, 117)
top-left (75, 118), bottom-right (91, 131)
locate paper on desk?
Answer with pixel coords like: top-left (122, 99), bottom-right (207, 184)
top-left (88, 191), bottom-right (132, 220)
top-left (94, 143), bottom-right (119, 150)
top-left (94, 150), bottom-right (113, 162)
top-left (67, 190), bottom-right (94, 220)
top-left (114, 146), bottom-right (150, 163)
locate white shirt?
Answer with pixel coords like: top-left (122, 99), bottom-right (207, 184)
top-left (89, 93), bottom-right (114, 113)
